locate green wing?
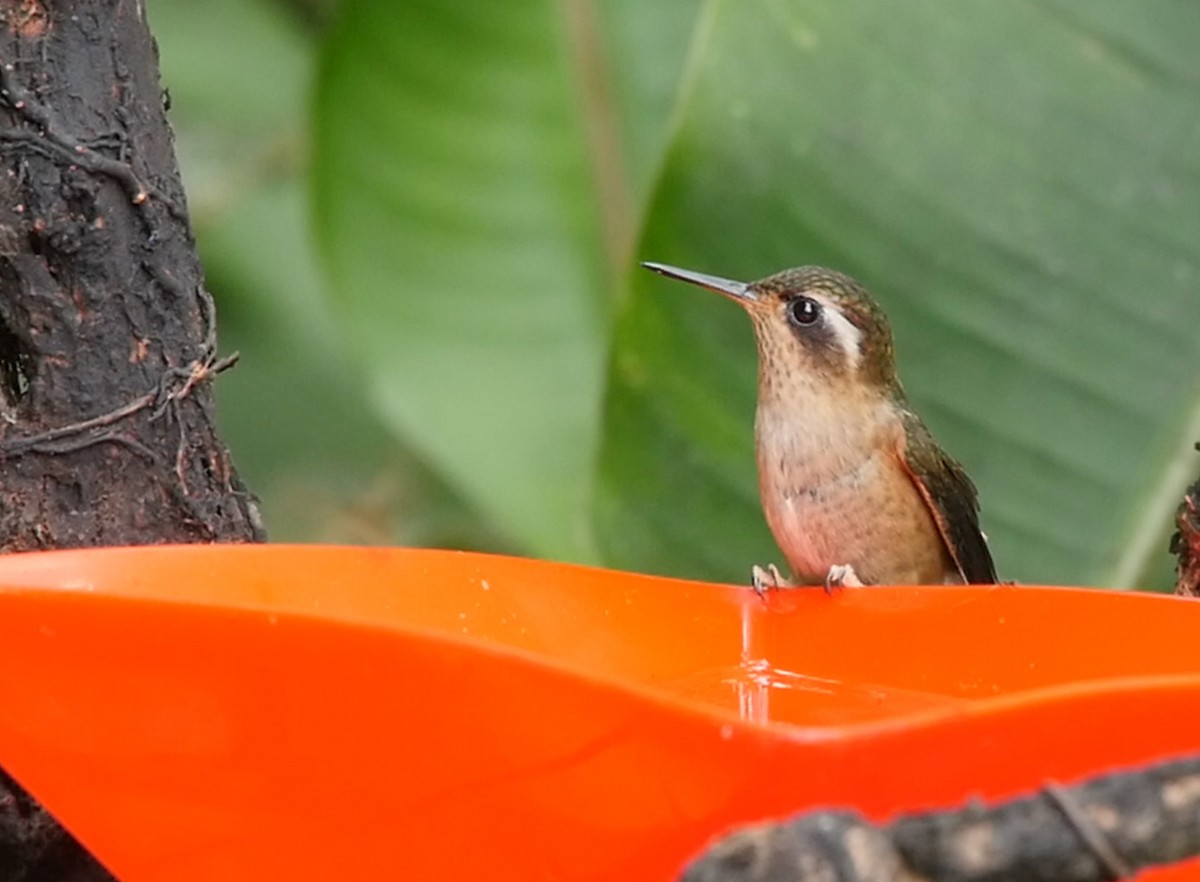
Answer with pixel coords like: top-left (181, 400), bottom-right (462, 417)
top-left (897, 411), bottom-right (998, 584)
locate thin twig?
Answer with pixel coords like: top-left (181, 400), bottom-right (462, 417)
top-left (1044, 781), bottom-right (1132, 880)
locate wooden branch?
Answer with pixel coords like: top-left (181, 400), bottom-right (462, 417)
top-left (681, 755), bottom-right (1200, 882)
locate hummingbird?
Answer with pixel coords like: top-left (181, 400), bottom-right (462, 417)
top-left (642, 261), bottom-right (997, 591)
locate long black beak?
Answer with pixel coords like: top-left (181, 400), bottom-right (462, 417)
top-left (641, 262), bottom-right (758, 304)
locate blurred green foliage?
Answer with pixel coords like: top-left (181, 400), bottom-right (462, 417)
top-left (154, 0), bottom-right (1200, 589)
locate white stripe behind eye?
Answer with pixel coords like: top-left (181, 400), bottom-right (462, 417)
top-left (811, 293), bottom-right (862, 370)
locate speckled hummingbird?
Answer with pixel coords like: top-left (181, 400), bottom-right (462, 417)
top-left (642, 261), bottom-right (997, 591)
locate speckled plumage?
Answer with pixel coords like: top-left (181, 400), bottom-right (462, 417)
top-left (643, 261), bottom-right (997, 587)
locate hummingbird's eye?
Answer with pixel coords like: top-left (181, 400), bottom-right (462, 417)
top-left (786, 296), bottom-right (821, 327)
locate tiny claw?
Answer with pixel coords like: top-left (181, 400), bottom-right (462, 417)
top-left (824, 563), bottom-right (864, 594)
top-left (751, 563), bottom-right (791, 597)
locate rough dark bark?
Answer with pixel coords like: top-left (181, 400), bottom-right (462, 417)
top-left (1171, 444), bottom-right (1200, 596)
top-left (0, 4), bottom-right (264, 547)
top-left (680, 755), bottom-right (1200, 882)
top-left (0, 0), bottom-right (265, 878)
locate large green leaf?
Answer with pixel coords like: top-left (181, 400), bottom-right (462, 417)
top-left (311, 0), bottom-right (703, 560)
top-left (312, 1), bottom-right (608, 560)
top-left (598, 0), bottom-right (1200, 588)
top-left (593, 0), bottom-right (707, 205)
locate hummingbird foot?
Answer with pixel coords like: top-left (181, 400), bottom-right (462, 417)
top-left (824, 564), bottom-right (864, 593)
top-left (750, 563), bottom-right (791, 596)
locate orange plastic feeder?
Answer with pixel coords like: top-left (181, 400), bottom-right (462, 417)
top-left (0, 545), bottom-right (1199, 880)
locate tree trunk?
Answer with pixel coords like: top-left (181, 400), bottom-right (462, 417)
top-left (0, 1), bottom-right (264, 877)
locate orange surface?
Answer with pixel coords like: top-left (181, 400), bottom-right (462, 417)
top-left (0, 545), bottom-right (1198, 880)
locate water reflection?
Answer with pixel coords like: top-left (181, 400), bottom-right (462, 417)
top-left (661, 599), bottom-right (960, 727)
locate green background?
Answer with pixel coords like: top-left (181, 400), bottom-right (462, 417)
top-left (155, 0), bottom-right (1200, 590)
